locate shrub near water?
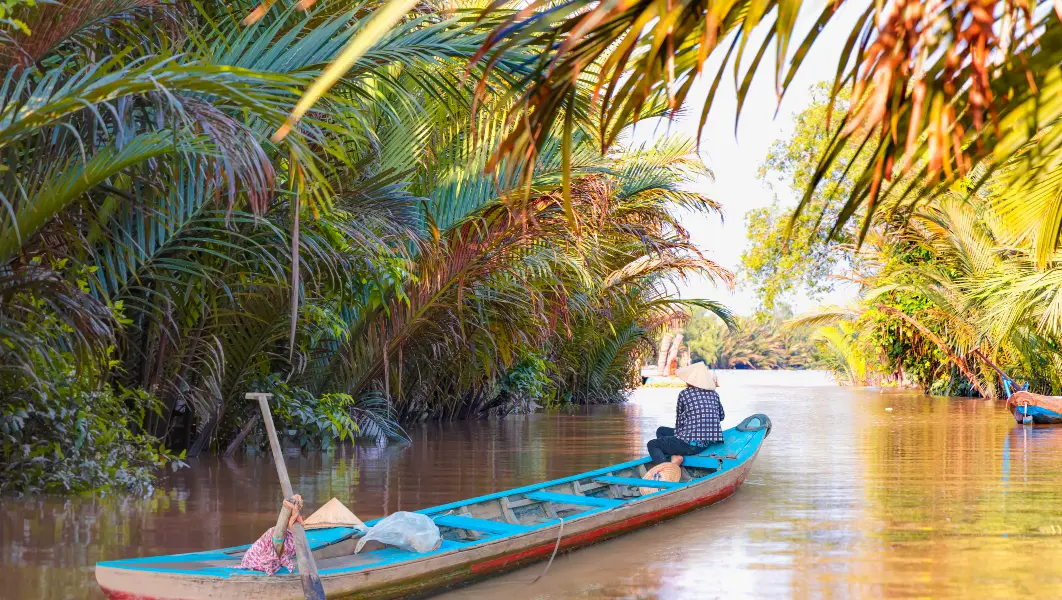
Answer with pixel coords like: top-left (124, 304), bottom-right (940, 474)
top-left (0, 353), bottom-right (184, 496)
top-left (233, 377), bottom-right (405, 453)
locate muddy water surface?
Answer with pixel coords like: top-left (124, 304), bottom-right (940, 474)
top-left (4, 371), bottom-right (1062, 599)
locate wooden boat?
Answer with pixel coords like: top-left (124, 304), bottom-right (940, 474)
top-left (96, 414), bottom-right (771, 600)
top-left (1008, 390), bottom-right (1062, 425)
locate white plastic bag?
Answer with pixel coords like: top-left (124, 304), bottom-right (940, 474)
top-left (355, 511), bottom-right (441, 554)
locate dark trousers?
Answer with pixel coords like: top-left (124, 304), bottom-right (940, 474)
top-left (647, 426), bottom-right (703, 465)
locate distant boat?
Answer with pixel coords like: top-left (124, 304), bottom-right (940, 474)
top-left (640, 365), bottom-right (660, 383)
top-left (95, 415), bottom-right (772, 600)
top-left (976, 352), bottom-right (1062, 425)
top-left (639, 366), bottom-right (688, 387)
top-left (1008, 391), bottom-right (1062, 425)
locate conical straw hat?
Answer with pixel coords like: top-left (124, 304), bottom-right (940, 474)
top-left (304, 498), bottom-right (367, 531)
top-left (640, 462), bottom-right (681, 496)
top-left (675, 362), bottom-right (717, 390)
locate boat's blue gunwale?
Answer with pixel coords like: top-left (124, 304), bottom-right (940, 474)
top-left (96, 427), bottom-right (765, 581)
top-left (324, 436), bottom-right (766, 577)
top-left (96, 529), bottom-right (361, 570)
top-left (413, 458), bottom-right (652, 516)
top-left (97, 508), bottom-right (620, 578)
top-left (414, 428), bottom-right (759, 517)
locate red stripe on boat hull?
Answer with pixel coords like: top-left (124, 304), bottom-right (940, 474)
top-left (98, 587), bottom-right (155, 600)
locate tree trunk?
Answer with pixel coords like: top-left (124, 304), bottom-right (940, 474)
top-left (222, 413), bottom-right (260, 457)
top-left (656, 333), bottom-right (673, 371)
top-left (187, 412), bottom-right (219, 458)
top-left (665, 333), bottom-right (684, 375)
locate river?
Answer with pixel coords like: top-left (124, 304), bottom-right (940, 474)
top-left (3, 370), bottom-right (1062, 599)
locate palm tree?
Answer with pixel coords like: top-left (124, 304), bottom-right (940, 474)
top-left (282, 1), bottom-right (1062, 248)
top-left (790, 182), bottom-right (1062, 396)
top-left (0, 0), bottom-right (740, 485)
top-left (812, 322), bottom-right (869, 386)
top-left (302, 129), bottom-right (732, 420)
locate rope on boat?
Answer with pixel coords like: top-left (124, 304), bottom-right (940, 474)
top-left (531, 516), bottom-right (564, 585)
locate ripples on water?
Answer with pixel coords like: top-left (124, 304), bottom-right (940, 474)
top-left (4, 370), bottom-right (1062, 598)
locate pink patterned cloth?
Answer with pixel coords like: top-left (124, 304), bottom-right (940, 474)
top-left (239, 527), bottom-right (297, 575)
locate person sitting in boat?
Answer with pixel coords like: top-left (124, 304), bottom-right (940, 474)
top-left (648, 362), bottom-right (723, 465)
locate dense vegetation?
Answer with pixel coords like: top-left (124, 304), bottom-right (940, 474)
top-left (754, 89), bottom-right (1062, 394)
top-left (684, 308), bottom-right (822, 370)
top-left (9, 0), bottom-right (1062, 493)
top-left (0, 1), bottom-right (729, 494)
top-left (415, 0), bottom-right (1062, 393)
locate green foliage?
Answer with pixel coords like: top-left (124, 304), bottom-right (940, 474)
top-left (745, 84), bottom-right (862, 310)
top-left (783, 173), bottom-right (1062, 397)
top-left (475, 0), bottom-right (1062, 254)
top-left (501, 354), bottom-right (554, 404)
top-left (0, 0), bottom-right (33, 35)
top-left (810, 322), bottom-right (868, 386)
top-left (684, 312), bottom-right (723, 366)
top-left (866, 295), bottom-right (943, 389)
top-left (0, 346), bottom-right (183, 496)
top-left (742, 205), bottom-right (840, 310)
top-left (746, 80), bottom-right (1054, 396)
top-left (242, 377), bottom-right (370, 452)
top-left (0, 264), bottom-right (182, 495)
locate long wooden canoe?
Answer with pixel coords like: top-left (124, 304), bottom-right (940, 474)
top-left (1008, 391), bottom-right (1062, 424)
top-left (96, 414), bottom-right (771, 600)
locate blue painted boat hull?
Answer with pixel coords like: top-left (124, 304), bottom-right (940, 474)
top-left (96, 415), bottom-right (771, 600)
top-left (1013, 404), bottom-right (1062, 425)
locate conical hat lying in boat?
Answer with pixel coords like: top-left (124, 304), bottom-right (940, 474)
top-left (304, 498), bottom-right (367, 531)
top-left (640, 462), bottom-right (681, 496)
top-left (1008, 390), bottom-right (1062, 415)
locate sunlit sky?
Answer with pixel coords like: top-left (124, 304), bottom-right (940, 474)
top-left (628, 3), bottom-right (864, 317)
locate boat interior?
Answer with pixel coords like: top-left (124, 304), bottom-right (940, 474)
top-left (98, 426), bottom-right (764, 579)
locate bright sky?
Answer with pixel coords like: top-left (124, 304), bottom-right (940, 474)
top-left (628, 3), bottom-right (864, 317)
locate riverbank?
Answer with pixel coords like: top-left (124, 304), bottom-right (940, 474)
top-left (5, 371), bottom-right (1062, 598)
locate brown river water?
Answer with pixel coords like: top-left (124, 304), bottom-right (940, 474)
top-left (4, 370), bottom-right (1062, 599)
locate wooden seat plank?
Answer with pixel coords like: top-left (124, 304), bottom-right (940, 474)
top-left (525, 491), bottom-right (624, 508)
top-left (680, 456), bottom-right (721, 470)
top-left (593, 476), bottom-right (681, 489)
top-left (432, 515), bottom-right (533, 535)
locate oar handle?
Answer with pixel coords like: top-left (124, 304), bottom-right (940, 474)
top-left (972, 350), bottom-right (1021, 398)
top-left (972, 349), bottom-right (1007, 379)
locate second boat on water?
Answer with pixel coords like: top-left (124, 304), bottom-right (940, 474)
top-left (1009, 390), bottom-right (1062, 424)
top-left (96, 414), bottom-right (772, 600)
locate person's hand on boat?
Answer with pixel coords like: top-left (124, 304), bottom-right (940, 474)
top-left (284, 494), bottom-right (305, 528)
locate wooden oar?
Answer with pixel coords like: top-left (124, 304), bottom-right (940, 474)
top-left (972, 349), bottom-right (1026, 398)
top-left (247, 392), bottom-right (327, 600)
top-left (973, 349), bottom-right (1008, 380)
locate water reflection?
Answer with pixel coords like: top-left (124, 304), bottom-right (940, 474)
top-left (4, 372), bottom-right (1062, 598)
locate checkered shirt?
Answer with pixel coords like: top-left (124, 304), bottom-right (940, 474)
top-left (674, 387), bottom-right (725, 446)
